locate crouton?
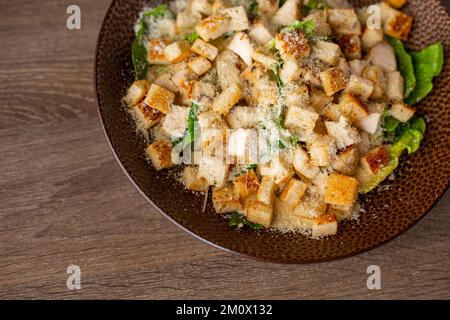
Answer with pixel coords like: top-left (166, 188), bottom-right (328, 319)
top-left (191, 0), bottom-right (213, 16)
top-left (163, 41), bottom-right (190, 62)
top-left (133, 102), bottom-right (164, 129)
top-left (310, 88), bottom-right (333, 113)
top-left (362, 65), bottom-right (387, 99)
top-left (304, 9), bottom-right (331, 37)
top-left (188, 56), bottom-right (213, 76)
top-left (322, 103), bottom-right (342, 122)
top-left (311, 213), bottom-right (338, 238)
top-left (357, 112), bottom-right (382, 134)
top-left (274, 29), bottom-right (310, 61)
top-left (279, 178), bottom-right (308, 206)
top-left (233, 169), bottom-right (260, 198)
top-left (367, 42), bottom-right (397, 72)
top-left (190, 39), bottom-right (219, 61)
top-left (390, 103), bottom-right (416, 122)
top-left (280, 59), bottom-right (302, 83)
top-left (160, 105), bottom-right (189, 138)
top-left (308, 135), bottom-right (336, 167)
top-left (257, 0), bottom-right (279, 16)
top-left (319, 67), bottom-right (348, 96)
top-left (271, 0), bottom-right (300, 27)
top-left (212, 83), bottom-right (241, 115)
top-left (348, 59), bottom-right (369, 77)
top-left (154, 72), bottom-right (178, 93)
top-left (225, 106), bottom-right (260, 128)
top-left (144, 84), bottom-right (175, 114)
top-left (220, 6), bottom-right (250, 32)
top-left (338, 92), bottom-right (369, 123)
top-left (332, 144), bottom-right (359, 175)
top-left (240, 64), bottom-right (265, 85)
top-left (198, 110), bottom-right (228, 151)
top-left (176, 11), bottom-right (200, 33)
top-left (256, 175), bottom-right (277, 206)
top-left (182, 166), bottom-right (210, 192)
top-left (387, 0), bottom-right (407, 9)
top-left (249, 19), bottom-right (274, 45)
top-left (360, 146), bottom-right (389, 174)
top-left (123, 80), bottom-right (149, 107)
top-left (312, 40), bottom-right (342, 66)
top-left (253, 78), bottom-right (279, 107)
top-left (246, 200), bottom-right (273, 227)
top-left (187, 81), bottom-right (216, 110)
top-left (284, 83), bottom-right (309, 109)
top-left (325, 116), bottom-right (361, 149)
top-left (324, 172), bottom-right (359, 206)
top-left (293, 147), bottom-right (320, 180)
top-left (216, 50), bottom-right (242, 90)
top-left (252, 50), bottom-right (276, 69)
top-left (346, 74), bottom-right (374, 101)
top-left (147, 39), bottom-right (170, 64)
top-left (361, 28), bottom-right (384, 50)
top-left (338, 35), bottom-right (362, 60)
top-left (328, 9), bottom-right (362, 35)
top-left (284, 106), bottom-right (319, 140)
top-left (146, 140), bottom-right (175, 171)
top-left (198, 154), bottom-right (229, 187)
top-left (294, 191), bottom-right (328, 218)
top-left (386, 71), bottom-right (404, 101)
top-left (227, 128), bottom-right (258, 164)
top-left (195, 14), bottom-right (230, 41)
top-left (384, 9), bottom-right (413, 40)
top-left (328, 204), bottom-right (354, 222)
top-left (227, 32), bottom-right (254, 66)
top-left (212, 185), bottom-right (242, 213)
top-left (259, 155), bottom-right (294, 187)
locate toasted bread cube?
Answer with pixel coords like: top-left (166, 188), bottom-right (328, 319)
top-left (176, 11), bottom-right (200, 33)
top-left (322, 103), bottom-right (343, 122)
top-left (212, 185), bottom-right (242, 213)
top-left (390, 103), bottom-right (416, 123)
top-left (275, 29), bottom-right (310, 61)
top-left (387, 0), bottom-right (407, 9)
top-left (246, 200), bottom-right (273, 227)
top-left (346, 74), bottom-right (374, 101)
top-left (257, 175), bottom-right (277, 206)
top-left (195, 14), bottom-right (230, 41)
top-left (271, 0), bottom-right (300, 27)
top-left (220, 6), bottom-right (249, 32)
top-left (133, 102), bottom-right (164, 129)
top-left (280, 59), bottom-right (302, 83)
top-left (361, 28), bottom-right (384, 50)
top-left (254, 78), bottom-right (279, 106)
top-left (279, 178), bottom-right (308, 206)
top-left (386, 71), bottom-right (404, 101)
top-left (348, 59), bottom-right (370, 77)
top-left (146, 140), bottom-right (175, 171)
top-left (367, 42), bottom-right (397, 73)
top-left (216, 50), bottom-right (242, 90)
top-left (233, 169), bottom-right (260, 198)
top-left (304, 9), bottom-right (331, 37)
top-left (310, 88), bottom-right (333, 113)
top-left (163, 41), bottom-right (190, 62)
top-left (312, 40), bottom-right (342, 66)
top-left (362, 65), bottom-right (387, 99)
top-left (309, 135), bottom-right (336, 167)
top-left (325, 116), bottom-right (361, 149)
top-left (324, 172), bottom-right (359, 206)
top-left (198, 155), bottom-right (229, 187)
top-left (123, 80), bottom-right (149, 107)
top-left (147, 39), bottom-right (171, 65)
top-left (384, 10), bottom-right (413, 40)
top-left (160, 105), bottom-right (189, 138)
top-left (328, 204), bottom-right (354, 222)
top-left (360, 146), bottom-right (389, 174)
top-left (319, 67), bottom-right (347, 96)
top-left (285, 106), bottom-right (319, 140)
top-left (191, 39), bottom-right (219, 61)
top-left (338, 35), bottom-right (361, 60)
top-left (191, 0), bottom-right (213, 16)
top-left (252, 50), bottom-right (276, 69)
top-left (249, 20), bottom-right (274, 45)
top-left (212, 83), bottom-right (241, 115)
top-left (328, 9), bottom-right (362, 35)
top-left (310, 213), bottom-right (338, 238)
top-left (332, 144), bottom-right (359, 175)
top-left (154, 72), bottom-right (178, 93)
top-left (257, 0), bottom-right (279, 16)
top-left (227, 128), bottom-right (258, 163)
top-left (259, 155), bottom-right (294, 187)
top-left (357, 113), bottom-right (382, 134)
top-left (188, 56), bottom-right (212, 76)
top-left (284, 83), bottom-right (310, 109)
top-left (143, 84), bottom-right (175, 114)
top-left (225, 106), bottom-right (260, 129)
top-left (240, 64), bottom-right (265, 85)
top-left (182, 166), bottom-right (210, 192)
top-left (338, 92), bottom-right (369, 123)
top-left (227, 32), bottom-right (254, 66)
top-left (198, 110), bottom-right (228, 151)
top-left (294, 191), bottom-right (328, 218)
top-left (293, 147), bottom-right (320, 180)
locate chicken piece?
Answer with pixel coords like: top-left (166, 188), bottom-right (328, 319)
top-left (366, 41), bottom-right (397, 73)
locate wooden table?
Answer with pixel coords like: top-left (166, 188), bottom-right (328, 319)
top-left (0, 0), bottom-right (449, 300)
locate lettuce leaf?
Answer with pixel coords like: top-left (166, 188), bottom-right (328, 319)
top-left (386, 36), bottom-right (416, 98)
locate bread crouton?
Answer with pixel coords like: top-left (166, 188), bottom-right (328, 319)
top-left (271, 0), bottom-right (300, 27)
top-left (252, 50), bottom-right (276, 69)
top-left (163, 41), bottom-right (191, 63)
top-left (360, 146), bottom-right (389, 174)
top-left (212, 185), bottom-right (242, 213)
top-left (362, 65), bottom-right (387, 99)
top-left (249, 19), bottom-right (274, 45)
top-left (187, 81), bottom-right (216, 110)
top-left (325, 116), bottom-right (361, 149)
top-left (328, 9), bottom-right (362, 35)
top-left (284, 83), bottom-right (309, 109)
top-left (294, 191), bottom-right (328, 218)
top-left (304, 9), bottom-right (331, 37)
top-left (293, 147), bottom-right (320, 180)
top-left (274, 29), bottom-right (310, 61)
top-left (280, 59), bottom-right (302, 83)
top-left (284, 106), bottom-right (319, 140)
top-left (257, 175), bottom-right (277, 206)
top-left (225, 106), bottom-right (260, 129)
top-left (220, 6), bottom-right (250, 32)
top-left (147, 39), bottom-right (170, 64)
top-left (195, 14), bottom-right (230, 41)
top-left (176, 11), bottom-right (200, 33)
top-left (338, 35), bottom-right (361, 60)
top-left (319, 67), bottom-right (348, 96)
top-left (133, 102), bottom-right (164, 129)
top-left (338, 92), bottom-right (369, 123)
top-left (188, 56), bottom-right (213, 76)
top-left (227, 32), bottom-right (254, 66)
top-left (328, 204), bottom-right (354, 222)
top-left (246, 200), bottom-right (273, 227)
top-left (384, 9), bottom-right (413, 40)
top-left (279, 178), bottom-right (308, 206)
top-left (253, 78), bottom-right (279, 107)
top-left (308, 135), bottom-right (336, 167)
top-left (227, 128), bottom-right (258, 164)
top-left (311, 213), bottom-right (338, 238)
top-left (386, 71), bottom-right (404, 101)
top-left (310, 88), bottom-right (333, 113)
top-left (182, 166), bottom-right (210, 192)
top-left (312, 40), bottom-right (342, 66)
top-left (198, 154), bottom-right (229, 187)
top-left (160, 105), bottom-right (189, 138)
top-left (259, 155), bottom-right (294, 187)
top-left (233, 169), bottom-right (260, 198)
top-left (389, 103), bottom-right (416, 122)
top-left (367, 42), bottom-right (397, 73)
top-left (322, 103), bottom-right (342, 122)
top-left (324, 172), bottom-right (359, 206)
top-left (123, 80), bottom-right (149, 107)
top-left (348, 59), bottom-right (370, 77)
top-left (216, 50), bottom-right (242, 90)
top-left (154, 72), bottom-right (178, 93)
top-left (346, 74), bottom-right (374, 101)
top-left (257, 0), bottom-right (279, 16)
top-left (212, 83), bottom-right (241, 115)
top-left (332, 144), bottom-right (359, 175)
top-left (146, 140), bottom-right (175, 171)
top-left (198, 110), bottom-right (228, 153)
top-left (191, 0), bottom-right (213, 16)
top-left (143, 84), bottom-right (175, 114)
top-left (190, 39), bottom-right (219, 61)
top-left (357, 112), bottom-right (382, 134)
top-left (361, 28), bottom-right (384, 50)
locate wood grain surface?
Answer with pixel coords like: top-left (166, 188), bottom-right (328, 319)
top-left (0, 0), bottom-right (449, 300)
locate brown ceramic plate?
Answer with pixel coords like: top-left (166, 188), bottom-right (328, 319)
top-left (95, 0), bottom-right (450, 263)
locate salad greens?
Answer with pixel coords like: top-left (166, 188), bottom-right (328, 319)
top-left (287, 20), bottom-right (316, 38)
top-left (174, 102), bottom-right (201, 154)
top-left (248, 0), bottom-right (259, 19)
top-left (386, 36), bottom-right (416, 98)
top-left (182, 31), bottom-right (200, 42)
top-left (302, 0), bottom-right (330, 16)
top-left (228, 212), bottom-right (263, 230)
